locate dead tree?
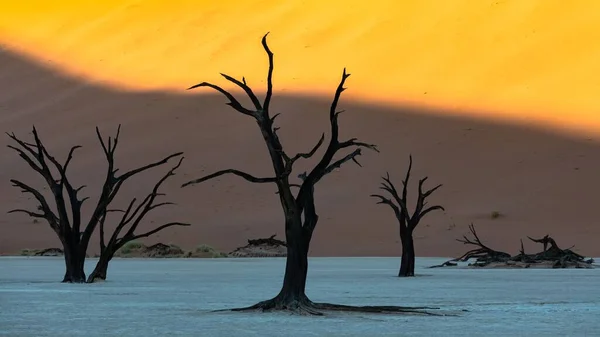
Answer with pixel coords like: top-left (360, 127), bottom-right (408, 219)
top-left (432, 228), bottom-right (595, 269)
top-left (88, 156), bottom-right (190, 283)
top-left (453, 224), bottom-right (511, 266)
top-left (370, 156), bottom-right (444, 277)
top-left (525, 235), bottom-right (587, 268)
top-left (7, 125), bottom-right (187, 283)
top-left (181, 34), bottom-right (440, 316)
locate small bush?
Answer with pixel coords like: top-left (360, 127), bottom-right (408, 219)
top-left (195, 244), bottom-right (215, 253)
top-left (212, 251), bottom-right (229, 258)
top-left (191, 244), bottom-right (228, 258)
top-left (19, 248), bottom-right (36, 256)
top-left (118, 241), bottom-right (145, 255)
top-left (490, 211), bottom-right (502, 219)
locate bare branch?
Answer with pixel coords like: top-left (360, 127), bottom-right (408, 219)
top-left (6, 144), bottom-right (44, 175)
top-left (411, 177), bottom-right (443, 224)
top-left (379, 173), bottom-right (409, 216)
top-left (187, 82), bottom-right (256, 117)
top-left (527, 235), bottom-right (559, 252)
top-left (219, 73), bottom-right (262, 111)
top-left (62, 146), bottom-right (82, 173)
top-left (6, 132), bottom-right (39, 159)
top-left (371, 157), bottom-right (443, 233)
top-left (9, 179), bottom-right (59, 225)
top-left (182, 169), bottom-right (277, 187)
top-left (299, 68), bottom-right (378, 190)
top-left (420, 205), bottom-right (445, 218)
top-left (289, 133), bottom-right (325, 165)
top-left (261, 32), bottom-right (274, 111)
top-left (270, 112), bottom-right (281, 123)
top-left (38, 143), bottom-right (86, 232)
top-left (401, 155), bottom-right (412, 206)
top-left (322, 149), bottom-right (363, 177)
top-left (119, 157), bottom-right (185, 239)
top-left (453, 224), bottom-right (511, 262)
top-left (8, 209), bottom-right (46, 218)
top-left (96, 124), bottom-right (121, 159)
top-left (370, 194), bottom-right (402, 218)
top-left (106, 198), bottom-right (140, 245)
top-left (99, 211), bottom-right (107, 251)
top-left (338, 138), bottom-right (379, 152)
top-left (129, 222), bottom-right (191, 241)
top-left (329, 68), bottom-right (350, 128)
top-left (83, 132), bottom-right (183, 244)
top-left (117, 152), bottom-right (184, 182)
top-left (81, 125), bottom-right (125, 244)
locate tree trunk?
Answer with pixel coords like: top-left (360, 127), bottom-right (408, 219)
top-left (62, 243), bottom-right (86, 283)
top-left (87, 241), bottom-right (122, 283)
top-left (273, 223), bottom-right (310, 302)
top-left (277, 236), bottom-right (309, 301)
top-left (264, 217), bottom-right (312, 309)
top-left (398, 232), bottom-right (416, 277)
top-left (87, 254), bottom-right (111, 283)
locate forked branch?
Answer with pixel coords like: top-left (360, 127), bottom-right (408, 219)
top-left (304, 69), bottom-right (379, 185)
top-left (453, 224), bottom-right (511, 262)
top-left (83, 124), bottom-right (183, 244)
top-left (6, 127), bottom-right (85, 234)
top-left (187, 33), bottom-right (274, 119)
top-left (371, 156), bottom-right (444, 232)
top-left (102, 157), bottom-right (191, 249)
top-left (527, 235), bottom-right (559, 252)
top-left (295, 69), bottom-right (379, 210)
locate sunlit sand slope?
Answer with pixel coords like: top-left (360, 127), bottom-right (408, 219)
top-left (1, 1), bottom-right (600, 135)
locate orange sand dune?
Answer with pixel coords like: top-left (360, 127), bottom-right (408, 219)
top-left (0, 48), bottom-right (599, 257)
top-left (1, 1), bottom-right (600, 257)
top-left (1, 1), bottom-right (600, 136)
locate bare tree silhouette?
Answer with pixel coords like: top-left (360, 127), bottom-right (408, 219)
top-left (371, 156), bottom-right (444, 276)
top-left (182, 34), bottom-right (440, 315)
top-left (7, 125), bottom-right (188, 283)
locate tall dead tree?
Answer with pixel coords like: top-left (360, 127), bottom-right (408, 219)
top-left (371, 156), bottom-right (444, 277)
top-left (7, 125), bottom-right (187, 283)
top-left (182, 34), bottom-right (439, 316)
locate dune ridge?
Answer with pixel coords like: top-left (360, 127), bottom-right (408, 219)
top-left (1, 47), bottom-right (599, 258)
top-left (1, 1), bottom-right (600, 137)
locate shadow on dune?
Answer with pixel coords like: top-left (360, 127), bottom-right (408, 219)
top-left (1, 47), bottom-right (599, 258)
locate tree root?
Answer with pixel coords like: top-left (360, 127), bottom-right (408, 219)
top-left (215, 297), bottom-right (448, 316)
top-left (429, 260), bottom-right (457, 268)
top-left (311, 302), bottom-right (444, 316)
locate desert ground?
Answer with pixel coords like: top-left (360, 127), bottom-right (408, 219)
top-left (1, 257), bottom-right (599, 336)
top-left (1, 1), bottom-right (600, 258)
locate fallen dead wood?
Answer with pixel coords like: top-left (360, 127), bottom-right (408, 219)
top-left (229, 234), bottom-right (287, 258)
top-left (247, 234), bottom-right (287, 247)
top-left (430, 224), bottom-right (595, 269)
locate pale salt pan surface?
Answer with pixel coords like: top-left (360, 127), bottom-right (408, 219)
top-left (1, 257), bottom-right (599, 336)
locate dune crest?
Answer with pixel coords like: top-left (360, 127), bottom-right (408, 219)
top-left (1, 1), bottom-right (600, 136)
top-left (1, 46), bottom-right (599, 257)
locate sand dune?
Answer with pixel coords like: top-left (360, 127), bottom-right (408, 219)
top-left (1, 47), bottom-right (599, 257)
top-left (1, 1), bottom-right (600, 257)
top-left (2, 1), bottom-right (600, 137)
